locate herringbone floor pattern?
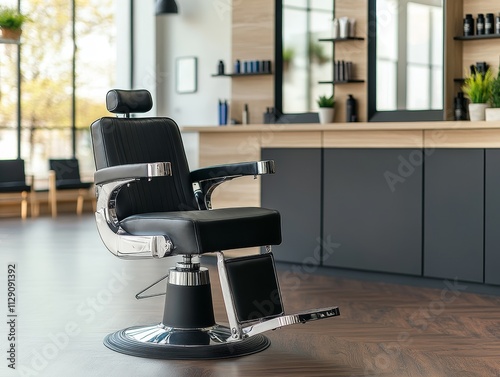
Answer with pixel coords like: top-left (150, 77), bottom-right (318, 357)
top-left (0, 215), bottom-right (499, 376)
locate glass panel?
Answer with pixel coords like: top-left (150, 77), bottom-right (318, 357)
top-left (2, 0), bottom-right (117, 177)
top-left (0, 130), bottom-right (18, 159)
top-left (20, 0), bottom-right (73, 176)
top-left (374, 0), bottom-right (443, 115)
top-left (283, 7), bottom-right (308, 113)
top-left (310, 0), bottom-right (334, 12)
top-left (0, 42), bottom-right (19, 159)
top-left (282, 3), bottom-right (333, 113)
top-left (309, 9), bottom-right (333, 111)
top-left (406, 65), bottom-right (429, 110)
top-left (407, 2), bottom-right (430, 65)
top-left (431, 66), bottom-right (443, 110)
top-left (75, 0), bottom-right (116, 134)
top-left (283, 0), bottom-right (307, 8)
top-left (431, 6), bottom-right (443, 67)
top-left (377, 60), bottom-right (397, 111)
top-left (376, 0), bottom-right (398, 111)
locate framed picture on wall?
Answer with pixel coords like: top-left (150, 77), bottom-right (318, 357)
top-left (176, 56), bottom-right (198, 94)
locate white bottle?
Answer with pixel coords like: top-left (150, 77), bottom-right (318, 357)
top-left (339, 17), bottom-right (349, 39)
top-left (332, 18), bottom-right (339, 39)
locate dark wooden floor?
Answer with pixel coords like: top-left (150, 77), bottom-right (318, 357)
top-left (1, 215), bottom-right (500, 376)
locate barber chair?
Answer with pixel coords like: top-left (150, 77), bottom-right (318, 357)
top-left (90, 89), bottom-right (340, 359)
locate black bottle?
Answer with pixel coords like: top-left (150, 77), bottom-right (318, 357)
top-left (486, 13), bottom-right (494, 34)
top-left (346, 94), bottom-right (357, 122)
top-left (218, 60), bottom-right (225, 75)
top-left (454, 92), bottom-right (467, 121)
top-left (464, 14), bottom-right (474, 36)
top-left (477, 14), bottom-right (485, 35)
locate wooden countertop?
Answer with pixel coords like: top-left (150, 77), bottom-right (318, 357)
top-left (181, 121), bottom-right (500, 132)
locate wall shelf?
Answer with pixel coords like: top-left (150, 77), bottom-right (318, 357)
top-left (454, 34), bottom-right (500, 41)
top-left (212, 72), bottom-right (272, 77)
top-left (318, 37), bottom-right (365, 42)
top-left (319, 80), bottom-right (365, 84)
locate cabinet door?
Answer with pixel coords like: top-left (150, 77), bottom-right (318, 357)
top-left (261, 148), bottom-right (322, 264)
top-left (424, 149), bottom-right (483, 283)
top-left (323, 149), bottom-right (422, 275)
top-left (485, 149), bottom-right (500, 285)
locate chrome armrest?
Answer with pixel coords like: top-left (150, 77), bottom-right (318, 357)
top-left (94, 162), bottom-right (174, 259)
top-left (94, 162), bottom-right (172, 185)
top-left (190, 160), bottom-right (275, 209)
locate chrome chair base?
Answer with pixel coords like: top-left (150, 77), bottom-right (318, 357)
top-left (104, 323), bottom-right (270, 359)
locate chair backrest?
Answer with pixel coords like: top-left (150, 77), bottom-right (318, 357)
top-left (90, 107), bottom-right (197, 221)
top-left (0, 159), bottom-right (27, 186)
top-left (49, 158), bottom-right (82, 183)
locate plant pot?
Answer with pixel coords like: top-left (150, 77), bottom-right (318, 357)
top-left (485, 108), bottom-right (500, 121)
top-left (468, 103), bottom-right (489, 121)
top-left (1, 28), bottom-right (22, 41)
top-left (318, 107), bottom-right (335, 124)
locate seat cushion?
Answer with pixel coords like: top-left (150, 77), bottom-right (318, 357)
top-left (120, 207), bottom-right (282, 254)
top-left (0, 182), bottom-right (31, 193)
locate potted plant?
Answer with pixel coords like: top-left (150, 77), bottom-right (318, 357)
top-left (317, 94), bottom-right (335, 124)
top-left (0, 6), bottom-right (29, 41)
top-left (462, 69), bottom-right (493, 121)
top-left (486, 68), bottom-right (500, 121)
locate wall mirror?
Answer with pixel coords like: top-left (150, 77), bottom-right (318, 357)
top-left (368, 0), bottom-right (444, 121)
top-left (275, 0), bottom-right (334, 121)
top-left (176, 57), bottom-right (197, 94)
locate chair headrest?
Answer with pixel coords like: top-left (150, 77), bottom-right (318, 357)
top-left (106, 89), bottom-right (153, 115)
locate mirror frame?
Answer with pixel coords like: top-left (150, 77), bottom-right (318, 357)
top-left (367, 0), bottom-right (445, 122)
top-left (273, 0), bottom-right (322, 123)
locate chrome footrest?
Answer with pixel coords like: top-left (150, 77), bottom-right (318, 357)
top-left (242, 306), bottom-right (340, 338)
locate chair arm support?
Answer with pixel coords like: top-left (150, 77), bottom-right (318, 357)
top-left (92, 162), bottom-right (174, 259)
top-left (94, 162), bottom-right (172, 185)
top-left (190, 160), bottom-right (275, 210)
top-left (190, 160), bottom-right (275, 183)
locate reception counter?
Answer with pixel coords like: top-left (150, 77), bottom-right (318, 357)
top-left (182, 122), bottom-right (500, 287)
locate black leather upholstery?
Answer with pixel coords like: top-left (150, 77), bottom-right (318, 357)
top-left (91, 113), bottom-right (282, 255)
top-left (106, 89), bottom-right (152, 114)
top-left (91, 117), bottom-right (198, 219)
top-left (0, 159), bottom-right (31, 193)
top-left (121, 207), bottom-right (281, 254)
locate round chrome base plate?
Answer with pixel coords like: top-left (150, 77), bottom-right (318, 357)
top-left (103, 323), bottom-right (270, 359)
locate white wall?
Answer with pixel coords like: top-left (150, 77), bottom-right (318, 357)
top-left (116, 0), bottom-right (231, 168)
top-left (155, 0), bottom-right (231, 168)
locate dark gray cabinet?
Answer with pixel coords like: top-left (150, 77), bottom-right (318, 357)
top-left (322, 149), bottom-right (422, 275)
top-left (485, 149), bottom-right (500, 285)
top-left (261, 148), bottom-right (322, 264)
top-left (424, 149), bottom-right (484, 283)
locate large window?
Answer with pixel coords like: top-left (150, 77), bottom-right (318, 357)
top-left (0, 0), bottom-right (116, 182)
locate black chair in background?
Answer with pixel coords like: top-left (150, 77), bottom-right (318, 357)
top-left (48, 158), bottom-right (94, 217)
top-left (89, 89), bottom-right (340, 359)
top-left (0, 159), bottom-right (37, 219)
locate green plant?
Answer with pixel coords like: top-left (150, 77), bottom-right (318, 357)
top-left (462, 69), bottom-right (494, 104)
top-left (490, 69), bottom-right (500, 108)
top-left (309, 41), bottom-right (329, 65)
top-left (317, 94), bottom-right (335, 108)
top-left (283, 47), bottom-right (295, 63)
top-left (0, 7), bottom-right (29, 30)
